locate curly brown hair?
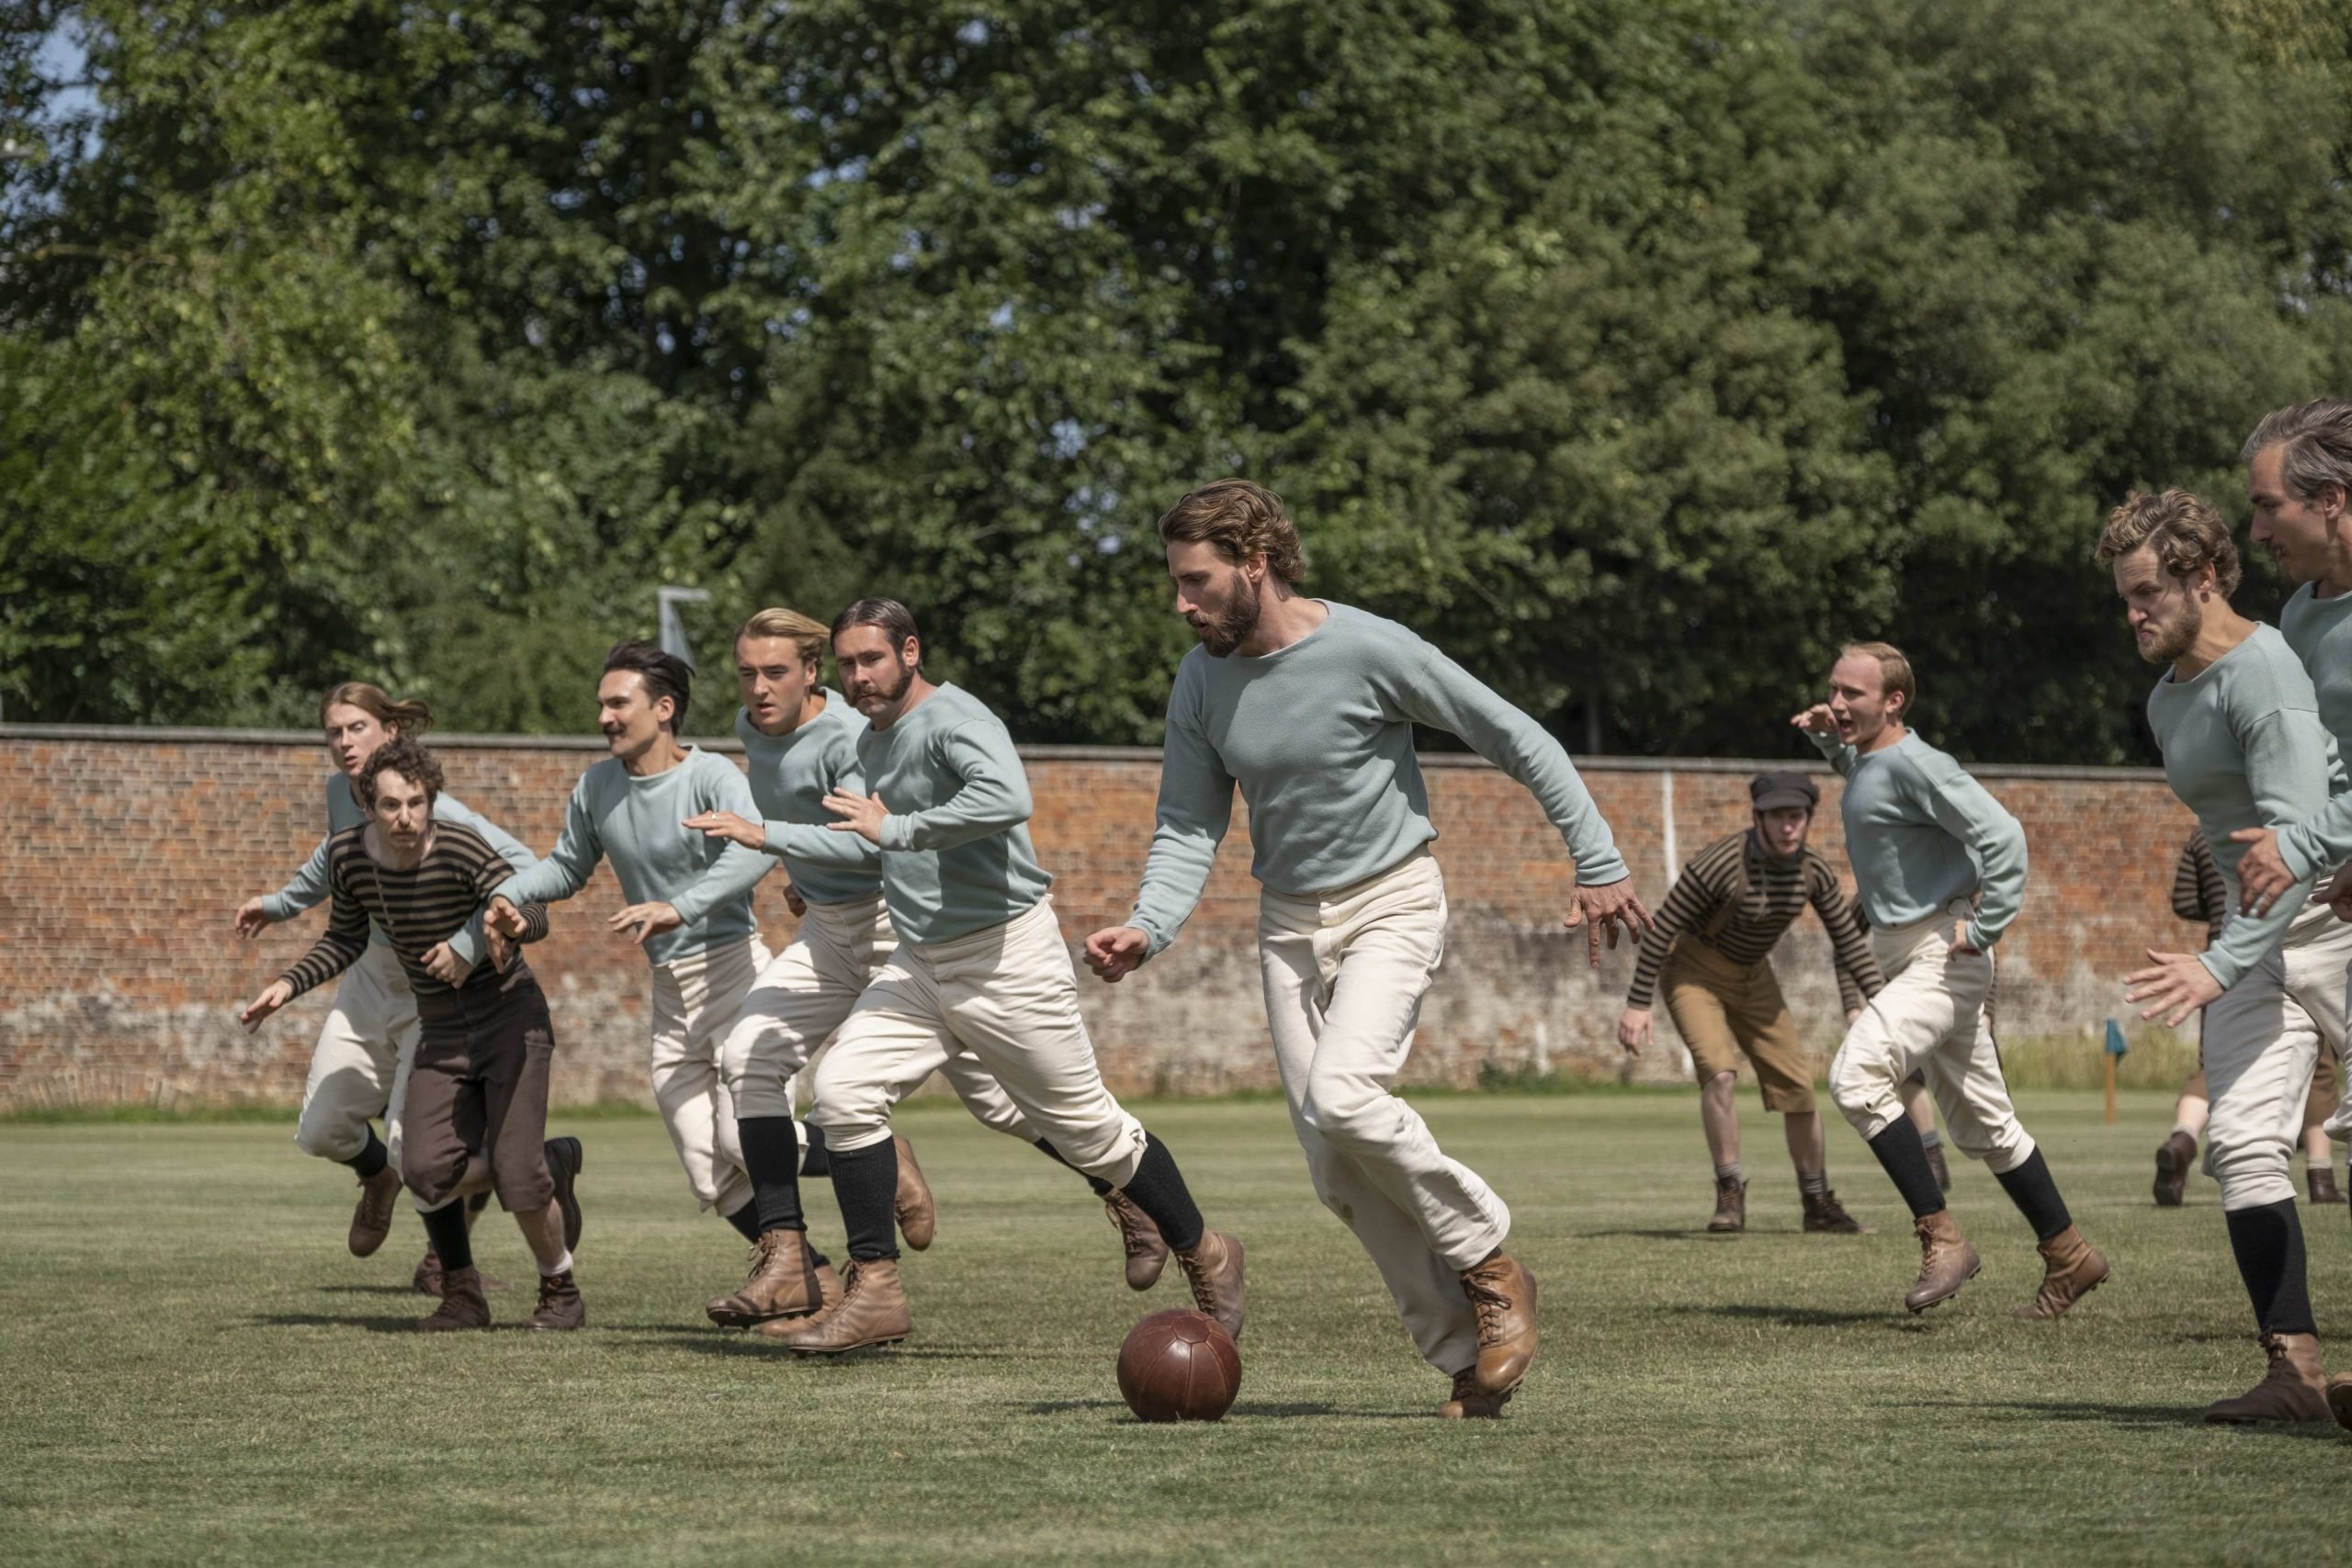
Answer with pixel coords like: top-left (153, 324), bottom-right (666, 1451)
top-left (353, 735), bottom-right (445, 808)
top-left (1157, 479), bottom-right (1307, 582)
top-left (2095, 489), bottom-right (2243, 595)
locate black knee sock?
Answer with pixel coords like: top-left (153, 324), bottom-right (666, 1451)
top-left (466, 1189), bottom-right (491, 1217)
top-left (342, 1127), bottom-right (389, 1180)
top-left (2225, 1198), bottom-right (2317, 1336)
top-left (830, 1141), bottom-right (902, 1261)
top-left (798, 1120), bottom-right (831, 1179)
top-left (1867, 1118), bottom-right (1948, 1221)
top-left (1035, 1138), bottom-right (1115, 1199)
top-left (724, 1200), bottom-right (763, 1242)
top-left (1992, 1150), bottom-right (2072, 1241)
top-left (738, 1116), bottom-right (807, 1235)
top-left (421, 1202), bottom-right (473, 1271)
top-left (1117, 1133), bottom-right (1205, 1252)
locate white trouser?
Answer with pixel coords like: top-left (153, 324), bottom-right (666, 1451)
top-left (2206, 899), bottom-right (2352, 1209)
top-left (295, 942), bottom-right (420, 1170)
top-left (717, 896), bottom-right (1037, 1141)
top-left (1829, 897), bottom-right (2034, 1175)
top-left (650, 934), bottom-right (774, 1217)
top-left (1259, 850), bottom-right (1510, 1376)
top-left (810, 897), bottom-right (1148, 1186)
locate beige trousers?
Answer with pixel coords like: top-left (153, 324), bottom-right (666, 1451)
top-left (2205, 898), bottom-right (2352, 1209)
top-left (717, 896), bottom-right (1037, 1141)
top-left (295, 942), bottom-right (420, 1170)
top-left (810, 897), bottom-right (1147, 1186)
top-left (1259, 850), bottom-right (1509, 1376)
top-left (1828, 897), bottom-right (2034, 1175)
top-left (650, 934), bottom-right (774, 1217)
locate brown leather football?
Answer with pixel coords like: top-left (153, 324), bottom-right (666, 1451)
top-left (1116, 1307), bottom-right (1241, 1423)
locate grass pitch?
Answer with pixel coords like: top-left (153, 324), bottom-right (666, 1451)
top-left (4, 1089), bottom-right (2350, 1567)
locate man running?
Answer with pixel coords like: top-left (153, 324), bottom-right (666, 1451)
top-left (1794, 643), bottom-right (2107, 1319)
top-left (240, 737), bottom-right (585, 1331)
top-left (775, 599), bottom-right (1243, 1355)
top-left (232, 682), bottom-right (539, 1293)
top-left (1086, 479), bottom-right (1649, 1419)
top-left (1619, 770), bottom-right (1876, 1234)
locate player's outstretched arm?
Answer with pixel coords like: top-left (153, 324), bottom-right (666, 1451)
top-left (1084, 926), bottom-right (1152, 983)
top-left (1563, 877), bottom-right (1656, 967)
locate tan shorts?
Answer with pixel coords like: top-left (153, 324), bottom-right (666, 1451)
top-left (1662, 940), bottom-right (1815, 1114)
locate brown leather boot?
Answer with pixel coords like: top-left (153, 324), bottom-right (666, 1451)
top-left (706, 1228), bottom-right (824, 1328)
top-left (1707, 1177), bottom-right (1747, 1233)
top-left (419, 1266), bottom-right (491, 1331)
top-left (1106, 1191), bottom-right (1169, 1291)
top-left (348, 1164), bottom-right (403, 1258)
top-left (2012, 1225), bottom-right (2109, 1319)
top-left (2325, 1372), bottom-right (2352, 1431)
top-left (894, 1135), bottom-right (936, 1252)
top-left (1803, 1189), bottom-right (1870, 1235)
top-left (2309, 1165), bottom-right (2343, 1206)
top-left (1460, 1249), bottom-right (1539, 1396)
top-left (1926, 1140), bottom-right (1952, 1196)
top-left (2205, 1333), bottom-right (2330, 1423)
top-left (413, 1249), bottom-right (506, 1297)
top-left (522, 1269), bottom-right (585, 1332)
top-left (2154, 1130), bottom-right (2196, 1207)
top-left (1176, 1230), bottom-right (1248, 1343)
top-left (774, 1258), bottom-right (912, 1354)
top-left (1904, 1211), bottom-right (1981, 1313)
top-left (1438, 1367), bottom-right (1512, 1419)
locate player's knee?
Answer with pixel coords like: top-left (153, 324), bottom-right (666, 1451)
top-left (294, 1112), bottom-right (357, 1162)
top-left (1300, 1071), bottom-right (1394, 1150)
top-left (2209, 1131), bottom-right (2295, 1205)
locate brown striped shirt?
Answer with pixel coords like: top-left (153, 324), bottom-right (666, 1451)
top-left (2171, 829), bottom-right (2226, 948)
top-left (1626, 829), bottom-right (1881, 1012)
top-left (278, 822), bottom-right (549, 1001)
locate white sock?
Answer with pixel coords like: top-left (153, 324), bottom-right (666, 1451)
top-left (1919, 1128), bottom-right (1944, 1150)
top-left (540, 1247), bottom-right (574, 1278)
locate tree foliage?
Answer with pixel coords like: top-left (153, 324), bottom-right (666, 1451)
top-left (6, 0), bottom-right (2352, 761)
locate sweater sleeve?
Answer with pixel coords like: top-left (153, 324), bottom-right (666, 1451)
top-left (277, 858), bottom-right (372, 1000)
top-left (2202, 711), bottom-right (2332, 989)
top-left (496, 777), bottom-right (604, 907)
top-left (437, 796), bottom-right (538, 966)
top-left (876, 725), bottom-right (1034, 852)
top-left (668, 761), bottom-right (774, 926)
top-left (1624, 858), bottom-right (1720, 1010)
top-left (1916, 761), bottom-right (2028, 951)
top-left (1387, 640), bottom-right (1628, 886)
top-left (763, 733), bottom-right (882, 871)
top-left (260, 835), bottom-right (334, 923)
top-left (1128, 669), bottom-right (1237, 958)
top-left (1805, 730), bottom-right (1858, 776)
top-left (2275, 784), bottom-right (2352, 883)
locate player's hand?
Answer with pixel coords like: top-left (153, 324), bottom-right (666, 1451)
top-left (2228, 826), bottom-right (2297, 917)
top-left (1616, 1007), bottom-right (1651, 1055)
top-left (1562, 878), bottom-right (1654, 967)
top-left (1947, 919), bottom-right (1983, 959)
top-left (1085, 927), bottom-right (1151, 983)
top-left (782, 883), bottom-right (808, 918)
top-left (238, 979), bottom-right (294, 1032)
top-left (610, 901), bottom-right (684, 946)
top-left (823, 787), bottom-right (888, 844)
top-left (685, 809), bottom-right (765, 851)
top-left (2327, 862), bottom-right (2352, 922)
top-left (485, 921), bottom-right (515, 975)
top-left (1845, 1007), bottom-right (1865, 1027)
top-left (1791, 703), bottom-right (1838, 735)
top-left (2124, 947), bottom-right (2224, 1029)
top-left (232, 896), bottom-right (273, 939)
top-left (485, 896), bottom-right (528, 940)
top-left (421, 941), bottom-right (469, 986)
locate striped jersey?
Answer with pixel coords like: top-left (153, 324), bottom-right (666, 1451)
top-left (2171, 829), bottom-right (2226, 948)
top-left (278, 822), bottom-right (549, 1000)
top-left (1626, 829), bottom-right (1880, 1012)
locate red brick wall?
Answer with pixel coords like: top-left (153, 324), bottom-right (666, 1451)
top-left (0, 728), bottom-right (2190, 1109)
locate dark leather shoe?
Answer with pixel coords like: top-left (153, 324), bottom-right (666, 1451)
top-left (1106, 1191), bottom-right (1169, 1291)
top-left (2309, 1165), bottom-right (2343, 1206)
top-left (348, 1164), bottom-right (403, 1258)
top-left (1176, 1230), bottom-right (1247, 1343)
top-left (1707, 1177), bottom-right (1747, 1234)
top-left (2154, 1131), bottom-right (2196, 1207)
top-left (1803, 1189), bottom-right (1870, 1235)
top-left (523, 1269), bottom-right (585, 1332)
top-left (419, 1266), bottom-right (491, 1331)
top-left (2207, 1333), bottom-right (2330, 1423)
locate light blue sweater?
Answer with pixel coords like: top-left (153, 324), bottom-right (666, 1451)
top-left (2271, 582), bottom-right (2352, 883)
top-left (2146, 624), bottom-right (2346, 988)
top-left (496, 748), bottom-right (773, 965)
top-left (1128, 603), bottom-right (1628, 956)
top-left (264, 774), bottom-right (533, 965)
top-left (733, 695), bottom-right (884, 908)
top-left (859, 684), bottom-right (1054, 945)
top-left (1806, 729), bottom-right (2026, 953)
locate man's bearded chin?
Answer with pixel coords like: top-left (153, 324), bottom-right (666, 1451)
top-left (2144, 599), bottom-right (2203, 666)
top-left (1196, 577), bottom-right (1261, 657)
top-left (865, 658), bottom-right (915, 705)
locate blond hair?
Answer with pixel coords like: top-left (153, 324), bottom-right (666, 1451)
top-left (735, 606), bottom-right (830, 670)
top-left (317, 682), bottom-right (432, 736)
top-left (2095, 489), bottom-right (2244, 595)
top-left (1838, 640), bottom-right (1917, 719)
top-left (1157, 479), bottom-right (1307, 582)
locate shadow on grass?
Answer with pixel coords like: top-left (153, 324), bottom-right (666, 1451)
top-left (1908, 1397), bottom-right (2349, 1440)
top-left (315, 1283), bottom-right (424, 1297)
top-left (589, 1325), bottom-right (996, 1363)
top-left (1579, 1228), bottom-right (1738, 1241)
top-left (1672, 1303), bottom-right (1927, 1331)
top-left (246, 1312), bottom-right (427, 1335)
top-left (1019, 1397), bottom-right (1423, 1421)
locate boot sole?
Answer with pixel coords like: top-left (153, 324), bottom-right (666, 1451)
top-left (1905, 1259), bottom-right (1983, 1314)
top-left (1125, 1260), bottom-right (1169, 1292)
top-left (706, 1303), bottom-right (822, 1330)
top-left (2154, 1145), bottom-right (2190, 1207)
top-left (785, 1334), bottom-right (909, 1356)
